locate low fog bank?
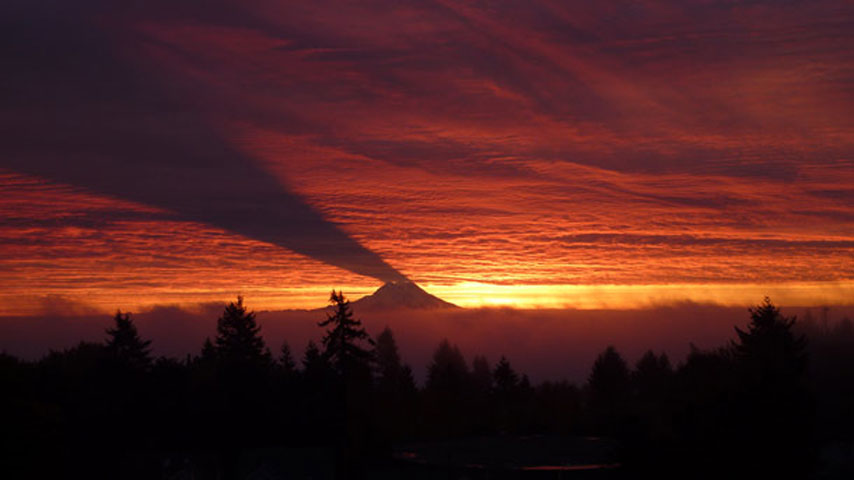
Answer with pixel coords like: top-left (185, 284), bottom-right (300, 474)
top-left (3, 302), bottom-right (852, 383)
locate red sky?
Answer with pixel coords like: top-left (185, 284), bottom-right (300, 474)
top-left (2, 0), bottom-right (854, 315)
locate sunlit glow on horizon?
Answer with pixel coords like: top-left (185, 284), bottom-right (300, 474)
top-left (6, 280), bottom-right (854, 317)
top-left (427, 281), bottom-right (854, 310)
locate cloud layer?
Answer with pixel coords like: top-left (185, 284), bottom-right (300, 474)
top-left (1, 1), bottom-right (853, 312)
top-left (1, 0), bottom-right (406, 285)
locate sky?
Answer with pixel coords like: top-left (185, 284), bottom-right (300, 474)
top-left (2, 0), bottom-right (854, 316)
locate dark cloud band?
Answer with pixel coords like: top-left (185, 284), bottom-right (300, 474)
top-left (0, 0), bottom-right (406, 283)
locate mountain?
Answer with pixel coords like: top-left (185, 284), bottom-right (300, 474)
top-left (348, 281), bottom-right (459, 311)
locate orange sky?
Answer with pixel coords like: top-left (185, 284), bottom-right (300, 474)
top-left (2, 1), bottom-right (854, 315)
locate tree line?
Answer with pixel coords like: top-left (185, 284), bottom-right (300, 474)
top-left (2, 294), bottom-right (853, 478)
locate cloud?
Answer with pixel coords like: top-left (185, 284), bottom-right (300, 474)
top-left (0, 0), bottom-right (406, 284)
top-left (1, 1), bottom-right (853, 312)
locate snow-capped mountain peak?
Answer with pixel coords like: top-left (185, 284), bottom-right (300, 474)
top-left (350, 281), bottom-right (458, 311)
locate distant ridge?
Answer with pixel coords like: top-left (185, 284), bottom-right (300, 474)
top-left (347, 281), bottom-right (459, 312)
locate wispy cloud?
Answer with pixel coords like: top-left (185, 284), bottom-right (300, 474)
top-left (1, 1), bottom-right (853, 312)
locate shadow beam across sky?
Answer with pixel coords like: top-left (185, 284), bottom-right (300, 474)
top-left (0, 0), bottom-right (407, 284)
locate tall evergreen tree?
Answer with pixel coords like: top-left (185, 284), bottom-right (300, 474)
top-left (492, 356), bottom-right (526, 433)
top-left (588, 345), bottom-right (631, 436)
top-left (423, 339), bottom-right (471, 436)
top-left (589, 346), bottom-right (630, 402)
top-left (105, 310), bottom-right (152, 370)
top-left (630, 350), bottom-right (674, 465)
top-left (302, 340), bottom-right (324, 372)
top-left (319, 290), bottom-right (374, 379)
top-left (471, 355), bottom-right (493, 393)
top-left (279, 342), bottom-right (297, 375)
top-left (374, 326), bottom-right (410, 393)
top-left (493, 356), bottom-right (520, 395)
top-left (426, 339), bottom-right (469, 393)
top-left (372, 327), bottom-right (416, 441)
top-left (213, 296), bottom-right (270, 367)
top-left (733, 297), bottom-right (808, 378)
top-left (633, 350), bottom-right (672, 400)
top-left (200, 337), bottom-right (216, 362)
top-left (731, 298), bottom-right (812, 475)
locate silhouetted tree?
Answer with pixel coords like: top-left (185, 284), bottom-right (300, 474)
top-left (373, 327), bottom-right (417, 442)
top-left (302, 340), bottom-right (330, 379)
top-left (423, 340), bottom-right (472, 436)
top-left (468, 354), bottom-right (494, 430)
top-left (633, 350), bottom-right (672, 400)
top-left (493, 356), bottom-right (520, 395)
top-left (492, 356), bottom-right (527, 433)
top-left (213, 296), bottom-right (271, 368)
top-left (398, 365), bottom-right (416, 394)
top-left (200, 337), bottom-right (216, 362)
top-left (374, 327), bottom-right (401, 385)
top-left (279, 341), bottom-right (297, 376)
top-left (373, 326), bottom-right (414, 395)
top-left (298, 340), bottom-right (336, 444)
top-left (319, 290), bottom-right (374, 380)
top-left (426, 339), bottom-right (469, 393)
top-left (587, 345), bottom-right (630, 436)
top-left (625, 350), bottom-right (674, 471)
top-left (103, 311), bottom-right (154, 453)
top-left (731, 298), bottom-right (813, 475)
top-left (668, 345), bottom-right (737, 477)
top-left (269, 341), bottom-right (299, 445)
top-left (206, 297), bottom-right (274, 474)
top-left (733, 297), bottom-right (808, 377)
top-left (105, 310), bottom-right (152, 370)
top-left (317, 291), bottom-right (376, 476)
top-left (471, 355), bottom-right (493, 393)
top-left (589, 346), bottom-right (630, 404)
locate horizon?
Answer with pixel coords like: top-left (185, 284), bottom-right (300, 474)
top-left (6, 280), bottom-right (854, 317)
top-left (4, 290), bottom-right (853, 384)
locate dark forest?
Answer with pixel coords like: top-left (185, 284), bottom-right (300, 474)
top-left (3, 294), bottom-right (854, 479)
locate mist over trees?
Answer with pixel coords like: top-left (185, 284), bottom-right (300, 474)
top-left (2, 295), bottom-right (853, 478)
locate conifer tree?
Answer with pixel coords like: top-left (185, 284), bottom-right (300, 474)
top-left (426, 339), bottom-right (469, 393)
top-left (302, 340), bottom-right (333, 385)
top-left (319, 290), bottom-right (374, 379)
top-left (371, 326), bottom-right (416, 441)
top-left (398, 364), bottom-right (417, 394)
top-left (105, 310), bottom-right (152, 370)
top-left (279, 342), bottom-right (296, 375)
top-left (200, 337), bottom-right (216, 362)
top-left (733, 297), bottom-right (807, 379)
top-left (588, 345), bottom-right (630, 435)
top-left (302, 340), bottom-right (323, 370)
top-left (374, 327), bottom-right (401, 385)
top-left (493, 356), bottom-right (520, 395)
top-left (731, 298), bottom-right (812, 474)
top-left (213, 296), bottom-right (270, 367)
top-left (633, 350), bottom-right (672, 399)
top-left (589, 346), bottom-right (630, 400)
top-left (471, 355), bottom-right (493, 393)
top-left (374, 326), bottom-right (416, 396)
